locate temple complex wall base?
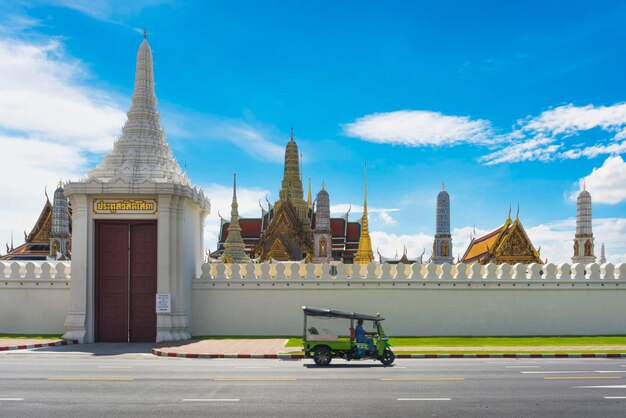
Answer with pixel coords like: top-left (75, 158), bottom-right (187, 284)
top-left (62, 311), bottom-right (86, 343)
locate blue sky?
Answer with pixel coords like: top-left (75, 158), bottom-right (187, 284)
top-left (0, 0), bottom-right (625, 263)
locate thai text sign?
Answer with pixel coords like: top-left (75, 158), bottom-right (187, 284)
top-left (93, 199), bottom-right (158, 215)
top-left (156, 293), bottom-right (171, 314)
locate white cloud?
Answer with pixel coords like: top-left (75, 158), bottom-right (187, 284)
top-left (480, 137), bottom-right (561, 165)
top-left (519, 103), bottom-right (626, 137)
top-left (525, 218), bottom-right (626, 265)
top-left (163, 107), bottom-right (285, 164)
top-left (572, 155), bottom-right (626, 204)
top-left (370, 231), bottom-right (432, 260)
top-left (377, 211), bottom-right (397, 225)
top-left (0, 35), bottom-right (126, 251)
top-left (482, 103), bottom-right (626, 165)
top-left (0, 38), bottom-right (126, 152)
top-left (346, 103), bottom-right (626, 165)
top-left (343, 110), bottom-right (493, 147)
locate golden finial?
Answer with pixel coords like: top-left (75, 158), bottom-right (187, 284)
top-left (355, 161), bottom-right (374, 264)
top-left (583, 179), bottom-right (587, 191)
top-left (515, 203), bottom-right (520, 221)
top-left (507, 203), bottom-right (511, 221)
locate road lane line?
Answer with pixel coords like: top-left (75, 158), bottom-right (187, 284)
top-left (213, 378), bottom-right (296, 381)
top-left (604, 396), bottom-right (626, 399)
top-left (98, 366), bottom-right (133, 369)
top-left (522, 371), bottom-right (590, 374)
top-left (0, 398), bottom-right (24, 401)
top-left (183, 399), bottom-right (240, 402)
top-left (48, 378), bottom-right (134, 381)
top-left (381, 378), bottom-right (464, 381)
top-left (544, 376), bottom-right (621, 380)
top-left (575, 385), bottom-right (626, 388)
top-left (234, 367), bottom-right (270, 369)
top-left (397, 398), bottom-right (451, 401)
top-left (506, 366), bottom-right (541, 369)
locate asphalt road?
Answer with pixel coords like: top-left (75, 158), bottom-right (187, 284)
top-left (1, 345), bottom-right (626, 417)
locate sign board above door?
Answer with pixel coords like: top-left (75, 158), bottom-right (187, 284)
top-left (93, 199), bottom-right (158, 215)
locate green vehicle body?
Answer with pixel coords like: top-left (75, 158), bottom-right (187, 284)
top-left (302, 306), bottom-right (395, 366)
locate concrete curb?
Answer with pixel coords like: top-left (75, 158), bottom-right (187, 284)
top-left (151, 348), bottom-right (304, 359)
top-left (0, 340), bottom-right (80, 351)
top-left (151, 348), bottom-right (626, 360)
top-left (395, 353), bottom-right (626, 359)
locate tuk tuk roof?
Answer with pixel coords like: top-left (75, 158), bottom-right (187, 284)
top-left (302, 306), bottom-right (384, 321)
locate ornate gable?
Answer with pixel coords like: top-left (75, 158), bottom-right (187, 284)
top-left (254, 199), bottom-right (313, 262)
top-left (27, 199), bottom-right (53, 243)
top-left (493, 219), bottom-right (542, 264)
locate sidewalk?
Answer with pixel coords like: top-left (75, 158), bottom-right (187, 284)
top-left (153, 339), bottom-right (290, 358)
top-left (0, 338), bottom-right (79, 351)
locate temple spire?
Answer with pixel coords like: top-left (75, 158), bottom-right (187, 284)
top-left (354, 162), bottom-right (374, 264)
top-left (276, 129), bottom-right (310, 230)
top-left (222, 173), bottom-right (250, 263)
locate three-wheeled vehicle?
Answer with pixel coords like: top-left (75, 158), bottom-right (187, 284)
top-left (302, 306), bottom-right (395, 366)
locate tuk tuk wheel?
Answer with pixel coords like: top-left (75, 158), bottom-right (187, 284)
top-left (380, 348), bottom-right (395, 366)
top-left (313, 346), bottom-right (332, 366)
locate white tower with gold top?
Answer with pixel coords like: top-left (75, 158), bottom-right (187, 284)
top-left (63, 33), bottom-right (210, 343)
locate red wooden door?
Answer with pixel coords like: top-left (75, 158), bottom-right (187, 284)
top-left (96, 223), bottom-right (129, 342)
top-left (129, 223), bottom-right (157, 342)
top-left (96, 221), bottom-right (157, 342)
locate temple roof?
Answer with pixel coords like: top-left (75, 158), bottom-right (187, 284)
top-left (461, 215), bottom-right (542, 264)
top-left (1, 196), bottom-right (72, 261)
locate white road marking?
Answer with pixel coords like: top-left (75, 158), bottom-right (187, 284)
top-left (506, 366), bottom-right (541, 369)
top-left (98, 366), bottom-right (133, 369)
top-left (521, 371), bottom-right (622, 374)
top-left (234, 366), bottom-right (270, 369)
top-left (182, 399), bottom-right (240, 402)
top-left (397, 398), bottom-right (451, 401)
top-left (575, 385), bottom-right (626, 388)
top-left (0, 398), bottom-right (24, 401)
top-left (604, 396), bottom-right (626, 399)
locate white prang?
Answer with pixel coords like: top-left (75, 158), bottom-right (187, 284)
top-left (85, 39), bottom-right (206, 207)
top-left (572, 187), bottom-right (595, 264)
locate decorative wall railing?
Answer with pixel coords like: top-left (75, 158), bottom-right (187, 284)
top-left (0, 261), bottom-right (71, 288)
top-left (193, 262), bottom-right (626, 288)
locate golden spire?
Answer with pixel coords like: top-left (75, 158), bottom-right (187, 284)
top-left (275, 129), bottom-right (311, 230)
top-left (307, 177), bottom-right (312, 207)
top-left (354, 162), bottom-right (374, 264)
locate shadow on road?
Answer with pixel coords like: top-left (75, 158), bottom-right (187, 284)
top-left (25, 343), bottom-right (155, 356)
top-left (303, 363), bottom-right (392, 369)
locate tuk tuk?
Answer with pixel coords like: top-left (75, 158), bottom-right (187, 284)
top-left (302, 306), bottom-right (395, 366)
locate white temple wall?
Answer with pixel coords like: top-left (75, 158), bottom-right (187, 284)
top-left (191, 261), bottom-right (626, 337)
top-left (3, 260), bottom-right (626, 337)
top-left (0, 262), bottom-right (70, 334)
